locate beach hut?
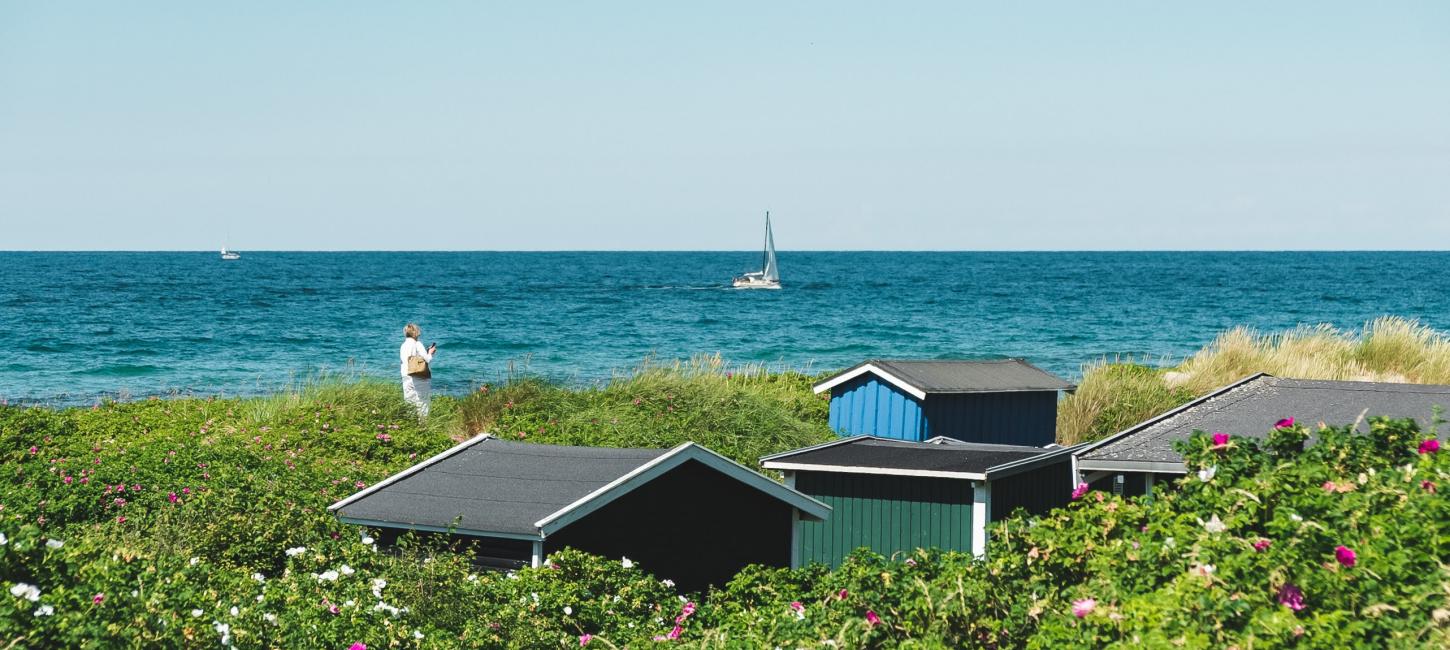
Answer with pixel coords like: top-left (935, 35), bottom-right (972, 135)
top-left (1073, 374), bottom-right (1450, 498)
top-left (760, 436), bottom-right (1076, 566)
top-left (813, 359), bottom-right (1075, 446)
top-left (329, 435), bottom-right (830, 590)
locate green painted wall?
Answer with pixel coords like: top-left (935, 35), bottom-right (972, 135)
top-left (794, 471), bottom-right (973, 567)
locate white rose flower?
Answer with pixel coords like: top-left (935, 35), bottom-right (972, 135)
top-left (9, 583), bottom-right (41, 602)
top-left (252, 573), bottom-right (265, 583)
top-left (621, 557), bottom-right (634, 569)
top-left (191, 609), bottom-right (204, 617)
top-left (284, 546), bottom-right (307, 557)
top-left (413, 630), bottom-right (424, 640)
top-left (230, 606), bottom-right (239, 616)
top-left (563, 606), bottom-right (573, 615)
top-left (34, 604), bottom-right (55, 616)
top-left (316, 570), bottom-right (339, 582)
top-left (1202, 514), bottom-right (1227, 534)
top-left (1197, 465), bottom-right (1217, 482)
top-left (339, 565), bottom-right (354, 576)
top-left (45, 539), bottom-right (64, 549)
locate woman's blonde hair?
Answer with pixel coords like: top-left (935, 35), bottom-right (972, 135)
top-left (403, 323), bottom-right (421, 339)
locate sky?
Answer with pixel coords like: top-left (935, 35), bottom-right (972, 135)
top-left (1, 2), bottom-right (1448, 250)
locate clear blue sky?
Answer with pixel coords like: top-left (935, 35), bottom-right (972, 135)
top-left (2, 2), bottom-right (1447, 250)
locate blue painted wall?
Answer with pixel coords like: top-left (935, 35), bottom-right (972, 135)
top-left (827, 375), bottom-right (925, 440)
top-left (827, 374), bottom-right (1059, 445)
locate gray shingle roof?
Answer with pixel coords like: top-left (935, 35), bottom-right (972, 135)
top-left (332, 438), bottom-right (669, 537)
top-left (762, 436), bottom-right (1051, 477)
top-left (814, 359), bottom-right (1074, 396)
top-left (1079, 375), bottom-right (1450, 468)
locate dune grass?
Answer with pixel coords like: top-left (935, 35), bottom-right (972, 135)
top-left (1057, 316), bottom-right (1450, 444)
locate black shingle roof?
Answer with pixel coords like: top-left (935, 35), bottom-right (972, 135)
top-left (762, 437), bottom-right (1051, 476)
top-left (815, 359), bottom-right (1074, 395)
top-left (1079, 376), bottom-right (1450, 466)
top-left (332, 438), bottom-right (669, 537)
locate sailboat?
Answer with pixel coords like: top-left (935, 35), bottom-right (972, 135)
top-left (732, 212), bottom-right (781, 289)
top-left (220, 246), bottom-right (241, 260)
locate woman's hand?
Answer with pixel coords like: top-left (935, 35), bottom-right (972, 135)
top-left (428, 343), bottom-right (437, 355)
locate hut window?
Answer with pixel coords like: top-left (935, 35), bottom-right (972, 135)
top-left (1112, 474), bottom-right (1125, 497)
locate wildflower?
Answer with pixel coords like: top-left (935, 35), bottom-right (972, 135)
top-left (339, 564), bottom-right (355, 576)
top-left (865, 610), bottom-right (882, 626)
top-left (1202, 514), bottom-right (1227, 534)
top-left (1072, 598), bottom-right (1096, 618)
top-left (285, 546), bottom-right (307, 557)
top-left (579, 634), bottom-right (593, 646)
top-left (45, 539), bottom-right (63, 549)
top-left (214, 622), bottom-right (232, 645)
top-left (1275, 417), bottom-right (1295, 429)
top-left (190, 557), bottom-right (200, 566)
top-left (264, 613), bottom-right (277, 624)
top-left (413, 631), bottom-right (424, 640)
top-left (361, 535), bottom-right (375, 546)
top-left (252, 572), bottom-right (265, 583)
top-left (1197, 465), bottom-right (1217, 482)
top-left (169, 492), bottom-right (178, 503)
top-left (371, 578), bottom-right (387, 598)
top-left (1278, 583), bottom-right (1305, 611)
top-left (191, 609), bottom-right (204, 617)
top-left (1211, 432), bottom-right (1230, 446)
top-left (905, 558), bottom-right (917, 567)
top-left (34, 604), bottom-right (54, 616)
top-left (1421, 480), bottom-right (1436, 493)
top-left (63, 475), bottom-right (72, 485)
top-left (10, 583), bottom-right (41, 602)
top-left (1254, 539), bottom-right (1272, 552)
top-left (622, 556), bottom-right (634, 569)
top-left (230, 606), bottom-right (239, 616)
top-left (316, 570), bottom-right (339, 582)
top-left (1334, 545), bottom-right (1356, 568)
top-left (564, 606), bottom-right (573, 615)
top-left (1071, 482), bottom-right (1090, 500)
top-left (661, 579), bottom-right (675, 588)
top-left (1419, 438), bottom-right (1440, 454)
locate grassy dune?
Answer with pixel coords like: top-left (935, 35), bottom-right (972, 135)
top-left (1058, 316), bottom-right (1450, 444)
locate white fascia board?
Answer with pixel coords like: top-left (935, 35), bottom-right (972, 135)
top-left (811, 363), bottom-right (928, 400)
top-left (536, 443), bottom-right (833, 536)
top-left (336, 516), bottom-right (543, 541)
top-left (328, 433), bottom-right (494, 513)
top-left (1075, 459), bottom-right (1189, 474)
top-left (761, 461), bottom-right (984, 481)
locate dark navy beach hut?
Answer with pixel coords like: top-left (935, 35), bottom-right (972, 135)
top-left (761, 437), bottom-right (1076, 566)
top-left (813, 359), bottom-right (1075, 446)
top-left (329, 435), bottom-right (830, 590)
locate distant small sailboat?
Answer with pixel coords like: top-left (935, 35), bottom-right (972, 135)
top-left (220, 246), bottom-right (241, 261)
top-left (733, 212), bottom-right (781, 289)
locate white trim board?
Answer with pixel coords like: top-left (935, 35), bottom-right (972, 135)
top-left (535, 443), bottom-right (832, 535)
top-left (761, 460), bottom-right (985, 481)
top-left (811, 363), bottom-right (928, 400)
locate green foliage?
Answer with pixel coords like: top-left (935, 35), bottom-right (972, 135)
top-left (3, 370), bottom-right (1447, 648)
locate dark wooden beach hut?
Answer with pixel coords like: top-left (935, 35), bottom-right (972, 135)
top-left (1073, 374), bottom-right (1450, 498)
top-left (813, 359), bottom-right (1075, 446)
top-left (760, 436), bottom-right (1075, 567)
top-left (328, 435), bottom-right (830, 590)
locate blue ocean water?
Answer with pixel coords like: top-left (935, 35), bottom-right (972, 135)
top-left (2, 251), bottom-right (1448, 404)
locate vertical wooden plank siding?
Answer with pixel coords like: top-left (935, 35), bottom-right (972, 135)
top-left (922, 391), bottom-right (1059, 446)
top-left (827, 376), bottom-right (925, 440)
top-left (794, 471), bottom-right (973, 568)
top-left (988, 456), bottom-right (1075, 521)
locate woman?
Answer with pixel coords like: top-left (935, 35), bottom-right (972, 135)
top-left (399, 323), bottom-right (437, 417)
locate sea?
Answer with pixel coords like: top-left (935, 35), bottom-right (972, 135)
top-left (2, 251), bottom-right (1448, 405)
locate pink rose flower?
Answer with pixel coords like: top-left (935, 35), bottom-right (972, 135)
top-left (349, 644), bottom-right (367, 650)
top-left (1253, 539), bottom-right (1271, 552)
top-left (92, 593), bottom-right (104, 604)
top-left (1071, 483), bottom-right (1090, 500)
top-left (168, 492), bottom-right (178, 503)
top-left (789, 601), bottom-right (804, 613)
top-left (1334, 545), bottom-right (1356, 567)
top-left (666, 625), bottom-right (683, 640)
top-left (579, 634), bottom-right (592, 646)
top-left (1071, 598), bottom-right (1096, 618)
top-left (837, 589), bottom-right (848, 600)
top-left (865, 610), bottom-right (881, 626)
top-left (1275, 417), bottom-right (1295, 429)
top-left (1278, 583), bottom-right (1305, 611)
top-left (1419, 438), bottom-right (1440, 454)
top-left (1211, 432), bottom-right (1229, 446)
top-left (1422, 480), bottom-right (1437, 493)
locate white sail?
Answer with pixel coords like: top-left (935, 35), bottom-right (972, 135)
top-left (761, 213), bottom-right (779, 282)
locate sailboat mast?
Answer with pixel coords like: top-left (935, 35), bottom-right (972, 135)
top-left (761, 211), bottom-right (770, 271)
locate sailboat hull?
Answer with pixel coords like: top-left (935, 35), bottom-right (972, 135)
top-left (732, 277), bottom-right (781, 289)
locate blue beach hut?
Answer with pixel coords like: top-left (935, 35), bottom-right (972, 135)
top-left (812, 359), bottom-right (1074, 446)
